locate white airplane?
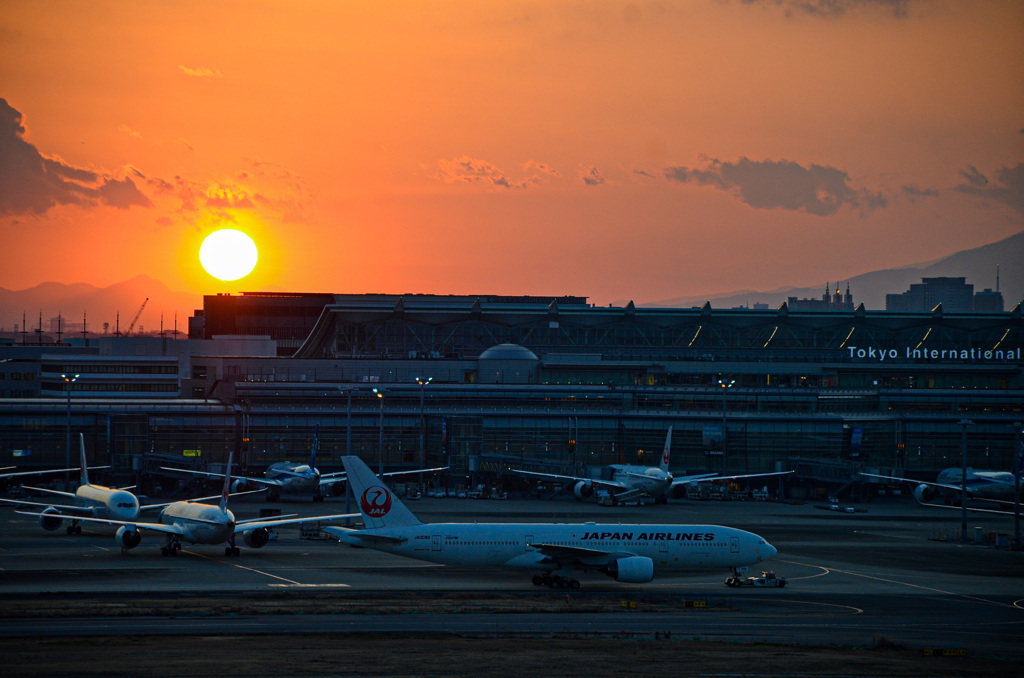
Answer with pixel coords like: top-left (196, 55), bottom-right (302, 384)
top-left (16, 452), bottom-right (358, 556)
top-left (510, 427), bottom-right (791, 504)
top-left (0, 434), bottom-right (139, 534)
top-left (323, 455), bottom-right (778, 589)
top-left (162, 427), bottom-right (445, 502)
top-left (861, 467), bottom-right (1023, 514)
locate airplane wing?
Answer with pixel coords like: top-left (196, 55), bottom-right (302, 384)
top-left (159, 466), bottom-right (284, 489)
top-left (858, 472), bottom-right (967, 493)
top-left (16, 485), bottom-right (79, 499)
top-left (233, 512), bottom-right (358, 533)
top-left (0, 466), bottom-right (109, 480)
top-left (13, 510), bottom-right (187, 536)
top-left (689, 470), bottom-right (793, 483)
top-left (138, 488), bottom-right (267, 513)
top-left (318, 465), bottom-right (449, 483)
top-left (322, 526), bottom-right (406, 545)
top-left (0, 496), bottom-right (91, 514)
top-left (510, 469), bottom-right (628, 491)
top-left (528, 542), bottom-right (635, 568)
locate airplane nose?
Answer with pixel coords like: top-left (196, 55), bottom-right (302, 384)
top-left (762, 541), bottom-right (778, 560)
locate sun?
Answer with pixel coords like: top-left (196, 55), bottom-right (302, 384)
top-left (200, 229), bottom-right (259, 281)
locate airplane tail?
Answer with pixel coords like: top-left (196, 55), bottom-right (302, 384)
top-left (219, 452), bottom-right (234, 512)
top-left (78, 434), bottom-right (90, 486)
top-left (660, 426), bottom-right (673, 472)
top-left (341, 455), bottom-right (422, 529)
top-left (310, 424), bottom-right (319, 472)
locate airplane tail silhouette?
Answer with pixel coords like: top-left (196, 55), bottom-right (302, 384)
top-left (341, 455), bottom-right (421, 529)
top-left (78, 434), bottom-right (90, 486)
top-left (219, 452), bottom-right (234, 513)
top-left (310, 424), bottom-right (319, 472)
top-left (659, 426), bottom-right (673, 472)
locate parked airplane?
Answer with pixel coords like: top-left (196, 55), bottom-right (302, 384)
top-left (16, 452), bottom-right (358, 556)
top-left (861, 467), bottom-right (1022, 513)
top-left (162, 428), bottom-right (445, 502)
top-left (511, 427), bottom-right (791, 504)
top-left (0, 434), bottom-right (141, 534)
top-left (324, 455), bottom-right (778, 589)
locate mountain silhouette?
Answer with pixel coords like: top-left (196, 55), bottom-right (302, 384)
top-left (646, 231), bottom-right (1024, 311)
top-left (0, 275), bottom-right (202, 335)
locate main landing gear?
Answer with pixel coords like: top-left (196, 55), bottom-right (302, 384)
top-left (532, 573), bottom-right (581, 589)
top-left (161, 542), bottom-right (182, 557)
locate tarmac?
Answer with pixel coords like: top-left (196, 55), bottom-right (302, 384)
top-left (1, 490), bottom-right (1022, 660)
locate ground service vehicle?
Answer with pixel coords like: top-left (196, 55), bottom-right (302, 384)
top-left (726, 570), bottom-right (787, 587)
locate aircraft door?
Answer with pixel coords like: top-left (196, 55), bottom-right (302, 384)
top-left (524, 534), bottom-right (535, 551)
top-left (432, 534), bottom-right (442, 551)
top-left (730, 536), bottom-right (740, 553)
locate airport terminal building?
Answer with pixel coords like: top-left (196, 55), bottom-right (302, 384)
top-left (2, 292), bottom-right (1022, 497)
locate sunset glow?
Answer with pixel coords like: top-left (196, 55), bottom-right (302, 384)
top-left (0, 1), bottom-right (1021, 324)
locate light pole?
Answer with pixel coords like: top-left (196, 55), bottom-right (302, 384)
top-left (373, 387), bottom-right (385, 477)
top-left (718, 377), bottom-right (735, 474)
top-left (959, 418), bottom-right (972, 542)
top-left (417, 377), bottom-right (433, 489)
top-left (61, 373), bottom-right (79, 483)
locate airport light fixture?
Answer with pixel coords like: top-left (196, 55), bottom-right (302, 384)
top-left (373, 387), bottom-right (385, 476)
top-left (416, 377), bottom-right (433, 487)
top-left (62, 373), bottom-right (80, 482)
top-left (718, 378), bottom-right (735, 474)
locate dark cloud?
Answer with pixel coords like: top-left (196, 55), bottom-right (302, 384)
top-left (664, 157), bottom-right (885, 216)
top-left (901, 184), bottom-right (939, 202)
top-left (955, 163), bottom-right (1024, 216)
top-left (740, 0), bottom-right (910, 19)
top-left (433, 156), bottom-right (560, 189)
top-left (0, 98), bottom-right (151, 216)
top-left (578, 164), bottom-right (605, 186)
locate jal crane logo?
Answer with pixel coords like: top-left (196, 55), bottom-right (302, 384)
top-left (360, 485), bottom-right (393, 518)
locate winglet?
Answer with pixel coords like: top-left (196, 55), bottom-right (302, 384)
top-left (660, 426), bottom-right (673, 472)
top-left (219, 452), bottom-right (234, 512)
top-left (79, 434), bottom-right (90, 486)
top-left (341, 455), bottom-right (421, 529)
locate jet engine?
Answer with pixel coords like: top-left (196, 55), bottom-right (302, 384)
top-left (602, 556), bottom-right (654, 583)
top-left (115, 525), bottom-right (142, 550)
top-left (913, 484), bottom-right (938, 504)
top-left (242, 527), bottom-right (270, 549)
top-left (231, 479), bottom-right (250, 493)
top-left (573, 481), bottom-right (595, 500)
top-left (39, 506), bottom-right (63, 532)
top-left (329, 481), bottom-right (347, 497)
top-left (667, 483), bottom-right (689, 500)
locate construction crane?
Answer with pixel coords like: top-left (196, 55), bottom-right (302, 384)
top-left (125, 298), bottom-right (149, 336)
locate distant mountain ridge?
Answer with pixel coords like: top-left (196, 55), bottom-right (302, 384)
top-left (0, 275), bottom-right (202, 334)
top-left (645, 231), bottom-right (1024, 311)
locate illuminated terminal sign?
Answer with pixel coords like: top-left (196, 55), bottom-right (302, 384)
top-left (846, 346), bottom-right (1022, 362)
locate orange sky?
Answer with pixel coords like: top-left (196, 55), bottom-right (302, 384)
top-left (1, 1), bottom-right (1022, 316)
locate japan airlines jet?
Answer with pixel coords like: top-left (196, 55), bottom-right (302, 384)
top-left (324, 455), bottom-right (777, 589)
top-left (861, 467), bottom-right (1023, 515)
top-left (17, 452), bottom-right (358, 556)
top-left (0, 434), bottom-right (139, 534)
top-left (162, 428), bottom-right (445, 502)
top-left (511, 427), bottom-right (791, 504)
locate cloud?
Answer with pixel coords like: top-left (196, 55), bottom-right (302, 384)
top-left (578, 164), bottom-right (605, 186)
top-left (663, 156), bottom-right (885, 216)
top-left (178, 65), bottom-right (223, 78)
top-left (0, 98), bottom-right (152, 216)
top-left (432, 156), bottom-right (527, 189)
top-left (955, 163), bottom-right (1024, 216)
top-left (739, 0), bottom-right (911, 19)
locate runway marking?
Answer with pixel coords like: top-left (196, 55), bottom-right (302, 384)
top-left (181, 549), bottom-right (348, 587)
top-left (781, 558), bottom-right (1021, 610)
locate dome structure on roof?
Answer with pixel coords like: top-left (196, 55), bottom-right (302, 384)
top-left (479, 343), bottom-right (539, 361)
top-left (478, 343), bottom-right (538, 384)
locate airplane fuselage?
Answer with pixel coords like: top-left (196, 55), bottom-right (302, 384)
top-left (609, 465), bottom-right (672, 497)
top-left (933, 468), bottom-right (1019, 500)
top-left (159, 502), bottom-right (235, 545)
top-left (337, 522), bottom-right (773, 572)
top-left (266, 463), bottom-right (319, 495)
top-left (74, 485), bottom-right (140, 521)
